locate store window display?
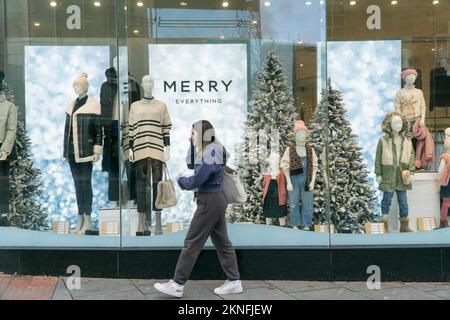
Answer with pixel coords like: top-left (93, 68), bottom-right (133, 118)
top-left (375, 112), bottom-right (415, 233)
top-left (63, 73), bottom-right (103, 235)
top-left (129, 75), bottom-right (172, 236)
top-left (0, 71), bottom-right (17, 216)
top-left (281, 120), bottom-right (318, 231)
top-left (430, 48), bottom-right (450, 111)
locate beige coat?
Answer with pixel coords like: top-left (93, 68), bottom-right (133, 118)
top-left (0, 97), bottom-right (17, 156)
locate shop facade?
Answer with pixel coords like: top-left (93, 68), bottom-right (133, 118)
top-left (1, 0), bottom-right (450, 281)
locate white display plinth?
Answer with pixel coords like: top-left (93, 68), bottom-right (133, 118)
top-left (388, 172), bottom-right (440, 232)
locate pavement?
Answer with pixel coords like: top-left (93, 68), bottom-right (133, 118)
top-left (1, 274), bottom-right (450, 300)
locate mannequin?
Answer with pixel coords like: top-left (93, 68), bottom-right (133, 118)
top-left (437, 128), bottom-right (450, 228)
top-left (280, 120), bottom-right (318, 231)
top-left (63, 73), bottom-right (103, 235)
top-left (100, 59), bottom-right (120, 205)
top-left (401, 49), bottom-right (422, 89)
top-left (430, 48), bottom-right (450, 111)
top-left (375, 112), bottom-right (415, 233)
top-left (129, 75), bottom-right (171, 236)
top-left (262, 152), bottom-right (288, 227)
top-left (395, 69), bottom-right (426, 126)
top-left (0, 71), bottom-right (17, 215)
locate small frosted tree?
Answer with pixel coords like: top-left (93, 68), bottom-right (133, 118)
top-left (230, 52), bottom-right (297, 223)
top-left (308, 83), bottom-right (376, 233)
top-left (2, 82), bottom-right (47, 230)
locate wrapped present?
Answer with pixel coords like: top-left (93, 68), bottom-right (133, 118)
top-left (314, 224), bottom-right (335, 233)
top-left (417, 217), bottom-right (436, 231)
top-left (167, 221), bottom-right (186, 233)
top-left (52, 221), bottom-right (70, 234)
top-left (365, 223), bottom-right (385, 234)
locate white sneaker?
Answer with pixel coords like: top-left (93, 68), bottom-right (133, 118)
top-left (154, 280), bottom-right (184, 298)
top-left (303, 226), bottom-right (311, 231)
top-left (214, 280), bottom-right (243, 295)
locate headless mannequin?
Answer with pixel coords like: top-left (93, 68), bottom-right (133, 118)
top-left (285, 130), bottom-right (317, 192)
top-left (438, 48), bottom-right (449, 74)
top-left (69, 79), bottom-right (100, 234)
top-left (437, 128), bottom-right (450, 228)
top-left (129, 75), bottom-right (171, 236)
top-left (377, 115), bottom-right (414, 232)
top-left (264, 153), bottom-right (287, 227)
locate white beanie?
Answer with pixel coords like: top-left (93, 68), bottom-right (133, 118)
top-left (73, 72), bottom-right (89, 92)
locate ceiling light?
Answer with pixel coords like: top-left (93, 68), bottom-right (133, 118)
top-left (137, 1), bottom-right (144, 6)
top-left (391, 0), bottom-right (398, 4)
top-left (94, 1), bottom-right (101, 7)
top-left (300, 64), bottom-right (304, 67)
top-left (264, 1), bottom-right (271, 7)
top-left (34, 22), bottom-right (41, 27)
top-left (432, 0), bottom-right (439, 4)
top-left (222, 1), bottom-right (229, 7)
top-left (298, 41), bottom-right (304, 44)
top-left (180, 1), bottom-right (188, 5)
top-left (350, 1), bottom-right (357, 6)
top-left (305, 1), bottom-right (312, 5)
top-left (50, 1), bottom-right (57, 7)
top-left (133, 30), bottom-right (139, 34)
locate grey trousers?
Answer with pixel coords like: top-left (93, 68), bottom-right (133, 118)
top-left (173, 192), bottom-right (240, 285)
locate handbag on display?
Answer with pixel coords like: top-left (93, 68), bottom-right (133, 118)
top-left (155, 163), bottom-right (178, 209)
top-left (222, 165), bottom-right (247, 204)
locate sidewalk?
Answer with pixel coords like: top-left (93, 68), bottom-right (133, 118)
top-left (1, 274), bottom-right (450, 300)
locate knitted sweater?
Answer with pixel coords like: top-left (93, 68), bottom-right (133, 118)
top-left (394, 86), bottom-right (426, 121)
top-left (129, 98), bottom-right (172, 162)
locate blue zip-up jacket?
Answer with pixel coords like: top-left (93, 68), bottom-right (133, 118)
top-left (177, 142), bottom-right (228, 193)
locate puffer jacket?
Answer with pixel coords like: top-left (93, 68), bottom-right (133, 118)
top-left (0, 97), bottom-right (17, 157)
top-left (63, 96), bottom-right (103, 163)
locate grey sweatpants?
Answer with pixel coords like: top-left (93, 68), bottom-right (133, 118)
top-left (173, 192), bottom-right (240, 285)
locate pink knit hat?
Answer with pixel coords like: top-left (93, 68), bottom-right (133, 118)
top-left (401, 68), bottom-right (418, 80)
top-left (294, 120), bottom-right (308, 134)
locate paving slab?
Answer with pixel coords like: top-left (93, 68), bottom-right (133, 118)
top-left (0, 275), bottom-right (14, 299)
top-left (64, 278), bottom-right (136, 298)
top-left (427, 289), bottom-right (450, 300)
top-left (406, 282), bottom-right (450, 292)
top-left (221, 287), bottom-right (295, 300)
top-left (130, 279), bottom-right (160, 295)
top-left (193, 280), bottom-right (271, 291)
top-left (266, 281), bottom-right (340, 293)
top-left (75, 290), bottom-right (148, 300)
top-left (290, 288), bottom-right (371, 300)
top-left (52, 279), bottom-right (73, 300)
top-left (335, 281), bottom-right (406, 293)
top-left (2, 276), bottom-right (58, 300)
top-left (358, 287), bottom-right (444, 300)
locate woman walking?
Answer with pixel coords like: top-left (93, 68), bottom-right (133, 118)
top-left (154, 120), bottom-right (242, 298)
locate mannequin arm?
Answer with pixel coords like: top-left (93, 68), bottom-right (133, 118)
top-left (0, 104), bottom-right (17, 157)
top-left (164, 146), bottom-right (171, 162)
top-left (280, 147), bottom-right (293, 191)
top-left (394, 91), bottom-right (401, 114)
top-left (438, 159), bottom-right (446, 192)
top-left (420, 92), bottom-right (426, 125)
top-left (308, 149), bottom-right (318, 191)
top-left (375, 139), bottom-right (383, 184)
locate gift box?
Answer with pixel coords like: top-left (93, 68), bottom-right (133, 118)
top-left (52, 221), bottom-right (70, 234)
top-left (314, 224), bottom-right (335, 233)
top-left (364, 223), bottom-right (385, 234)
top-left (417, 217), bottom-right (436, 231)
top-left (167, 221), bottom-right (186, 233)
top-left (98, 209), bottom-right (120, 236)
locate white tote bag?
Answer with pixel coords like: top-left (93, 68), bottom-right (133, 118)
top-left (222, 165), bottom-right (247, 204)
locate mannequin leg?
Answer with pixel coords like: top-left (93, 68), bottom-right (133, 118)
top-left (151, 159), bottom-right (164, 235)
top-left (135, 158), bottom-right (150, 236)
top-left (300, 175), bottom-right (313, 230)
top-left (279, 217), bottom-right (287, 227)
top-left (288, 175), bottom-right (301, 228)
top-left (397, 190), bottom-right (412, 232)
top-left (265, 218), bottom-right (273, 225)
top-left (0, 160), bottom-right (10, 213)
top-left (440, 198), bottom-right (450, 228)
top-left (78, 162), bottom-right (94, 234)
top-left (381, 191), bottom-right (394, 232)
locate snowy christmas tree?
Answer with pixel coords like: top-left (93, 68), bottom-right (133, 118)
top-left (2, 82), bottom-right (47, 230)
top-left (308, 83), bottom-right (376, 233)
top-left (230, 52), bottom-right (297, 223)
